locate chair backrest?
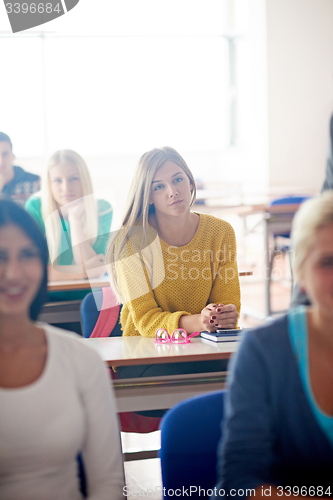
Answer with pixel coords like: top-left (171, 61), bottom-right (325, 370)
top-left (269, 195), bottom-right (311, 238)
top-left (159, 390), bottom-right (226, 499)
top-left (80, 288), bottom-right (122, 338)
top-left (269, 195), bottom-right (310, 207)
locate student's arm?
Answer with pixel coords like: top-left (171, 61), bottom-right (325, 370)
top-left (91, 200), bottom-right (113, 255)
top-left (116, 248), bottom-right (188, 337)
top-left (208, 223), bottom-right (241, 328)
top-left (116, 224), bottom-right (240, 337)
top-left (25, 196), bottom-right (45, 230)
top-left (68, 200), bottom-right (112, 273)
top-left (115, 241), bottom-right (211, 336)
top-left (47, 264), bottom-right (86, 281)
top-left (178, 313), bottom-right (204, 332)
top-left (77, 345), bottom-right (124, 499)
top-left (48, 253), bottom-right (106, 280)
top-left (67, 201), bottom-right (98, 264)
top-left (216, 331), bottom-right (277, 497)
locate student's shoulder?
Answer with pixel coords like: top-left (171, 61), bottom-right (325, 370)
top-left (97, 198), bottom-right (113, 214)
top-left (197, 212), bottom-right (235, 233)
top-left (42, 323), bottom-right (104, 364)
top-left (14, 166), bottom-right (40, 182)
top-left (238, 314), bottom-right (290, 362)
top-left (25, 194), bottom-right (42, 211)
top-left (115, 222), bottom-right (152, 254)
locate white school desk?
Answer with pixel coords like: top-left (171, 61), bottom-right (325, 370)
top-left (38, 272), bottom-right (252, 324)
top-left (87, 335), bottom-right (240, 461)
top-left (86, 336), bottom-right (239, 413)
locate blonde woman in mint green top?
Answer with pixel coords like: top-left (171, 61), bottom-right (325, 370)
top-left (26, 150), bottom-right (112, 301)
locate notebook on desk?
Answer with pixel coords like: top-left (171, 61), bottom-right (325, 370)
top-left (200, 329), bottom-right (242, 343)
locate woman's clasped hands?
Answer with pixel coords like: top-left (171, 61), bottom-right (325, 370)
top-left (201, 303), bottom-right (238, 332)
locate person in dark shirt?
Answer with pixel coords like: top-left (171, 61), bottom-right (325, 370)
top-left (291, 114), bottom-right (333, 307)
top-left (0, 132), bottom-right (40, 206)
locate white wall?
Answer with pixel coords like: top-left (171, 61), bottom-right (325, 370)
top-left (15, 0), bottom-right (333, 204)
top-left (266, 0), bottom-right (333, 192)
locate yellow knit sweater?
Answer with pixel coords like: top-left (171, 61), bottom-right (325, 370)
top-left (116, 213), bottom-right (241, 337)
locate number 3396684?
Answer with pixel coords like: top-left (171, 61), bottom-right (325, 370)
top-left (5, 3), bottom-right (61, 14)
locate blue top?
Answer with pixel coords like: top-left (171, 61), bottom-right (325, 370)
top-left (215, 313), bottom-right (333, 498)
top-left (288, 306), bottom-right (333, 449)
top-left (25, 196), bottom-right (113, 265)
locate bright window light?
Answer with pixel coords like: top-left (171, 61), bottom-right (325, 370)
top-left (0, 0), bottom-right (269, 197)
top-left (0, 37), bottom-right (45, 155)
top-left (44, 35), bottom-right (229, 155)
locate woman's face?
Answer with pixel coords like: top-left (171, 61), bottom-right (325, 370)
top-left (49, 162), bottom-right (83, 207)
top-left (0, 224), bottom-right (43, 319)
top-left (150, 161), bottom-right (193, 218)
top-left (300, 224), bottom-right (333, 314)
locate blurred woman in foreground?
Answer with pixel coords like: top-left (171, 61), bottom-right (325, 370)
top-left (0, 199), bottom-right (123, 500)
top-left (216, 191), bottom-right (333, 498)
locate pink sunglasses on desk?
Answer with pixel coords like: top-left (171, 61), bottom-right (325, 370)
top-left (155, 328), bottom-right (200, 344)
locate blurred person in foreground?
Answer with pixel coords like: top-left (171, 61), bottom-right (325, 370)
top-left (291, 114), bottom-right (333, 307)
top-left (0, 198), bottom-right (124, 500)
top-left (215, 191), bottom-right (333, 498)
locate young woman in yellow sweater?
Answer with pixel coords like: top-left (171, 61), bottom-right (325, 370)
top-left (107, 147), bottom-right (240, 388)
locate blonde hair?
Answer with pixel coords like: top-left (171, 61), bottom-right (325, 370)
top-left (292, 190), bottom-right (333, 278)
top-left (41, 149), bottom-right (98, 264)
top-left (107, 146), bottom-right (197, 300)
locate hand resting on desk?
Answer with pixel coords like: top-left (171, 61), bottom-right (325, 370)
top-left (48, 253), bottom-right (106, 281)
top-left (201, 303), bottom-right (238, 332)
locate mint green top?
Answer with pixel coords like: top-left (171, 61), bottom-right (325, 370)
top-left (25, 196), bottom-right (113, 302)
top-left (288, 306), bottom-right (333, 449)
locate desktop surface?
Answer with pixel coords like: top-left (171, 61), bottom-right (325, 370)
top-left (86, 336), bottom-right (239, 367)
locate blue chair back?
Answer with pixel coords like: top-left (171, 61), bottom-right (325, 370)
top-left (269, 195), bottom-right (310, 238)
top-left (159, 390), bottom-right (225, 499)
top-left (270, 195), bottom-right (310, 206)
top-left (80, 289), bottom-right (122, 338)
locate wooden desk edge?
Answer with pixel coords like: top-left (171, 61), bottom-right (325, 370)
top-left (105, 350), bottom-right (234, 367)
top-left (48, 272), bottom-right (251, 292)
top-left (112, 370), bottom-right (228, 387)
top-left (48, 280), bottom-right (110, 292)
